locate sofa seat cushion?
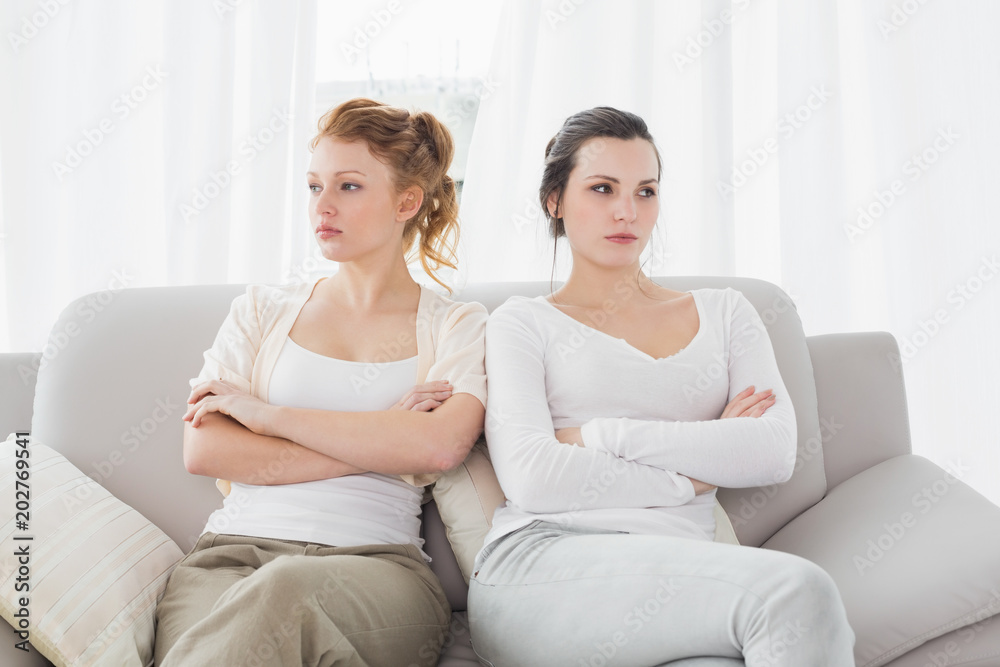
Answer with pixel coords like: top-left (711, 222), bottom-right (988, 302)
top-left (762, 454), bottom-right (1000, 667)
top-left (887, 613), bottom-right (1000, 666)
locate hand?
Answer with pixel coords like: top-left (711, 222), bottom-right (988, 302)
top-left (184, 379), bottom-right (275, 434)
top-left (721, 385), bottom-right (776, 419)
top-left (685, 476), bottom-right (717, 495)
top-left (554, 427), bottom-right (584, 447)
top-left (391, 380), bottom-right (452, 412)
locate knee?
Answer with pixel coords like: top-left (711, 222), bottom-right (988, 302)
top-left (773, 556), bottom-right (852, 633)
top-left (789, 558), bottom-right (842, 609)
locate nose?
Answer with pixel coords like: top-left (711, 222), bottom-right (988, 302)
top-left (613, 193), bottom-right (637, 223)
top-left (313, 188), bottom-right (335, 218)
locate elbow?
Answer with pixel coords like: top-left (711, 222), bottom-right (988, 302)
top-left (493, 471), bottom-right (548, 513)
top-left (771, 424), bottom-right (798, 485)
top-left (182, 424), bottom-right (211, 477)
top-left (772, 457), bottom-right (795, 485)
top-left (425, 425), bottom-right (480, 474)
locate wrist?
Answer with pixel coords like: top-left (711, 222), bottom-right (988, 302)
top-left (262, 404), bottom-right (288, 439)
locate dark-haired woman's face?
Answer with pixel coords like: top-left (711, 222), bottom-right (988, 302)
top-left (548, 137), bottom-right (659, 271)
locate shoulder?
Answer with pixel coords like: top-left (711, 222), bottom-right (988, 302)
top-left (487, 295), bottom-right (550, 328)
top-left (689, 286), bottom-right (754, 316)
top-left (419, 287), bottom-right (489, 341)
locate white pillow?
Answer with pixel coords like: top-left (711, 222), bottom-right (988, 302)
top-left (0, 434), bottom-right (184, 667)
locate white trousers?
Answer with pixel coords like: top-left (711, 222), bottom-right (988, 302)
top-left (467, 521), bottom-right (855, 667)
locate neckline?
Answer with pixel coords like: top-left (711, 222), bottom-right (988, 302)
top-left (284, 276), bottom-right (426, 365)
top-left (536, 289), bottom-right (705, 362)
top-left (283, 337), bottom-right (418, 366)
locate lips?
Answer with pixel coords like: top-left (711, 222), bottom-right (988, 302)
top-left (316, 226), bottom-right (342, 238)
top-left (606, 234), bottom-right (637, 243)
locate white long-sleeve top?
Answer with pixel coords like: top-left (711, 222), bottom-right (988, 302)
top-left (482, 287), bottom-right (797, 547)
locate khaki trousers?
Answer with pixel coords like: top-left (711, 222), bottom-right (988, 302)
top-left (154, 532), bottom-right (451, 667)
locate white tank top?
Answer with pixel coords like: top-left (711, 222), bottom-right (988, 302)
top-left (202, 337), bottom-right (426, 556)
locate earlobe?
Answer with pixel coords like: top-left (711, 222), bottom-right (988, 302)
top-left (547, 191), bottom-right (561, 219)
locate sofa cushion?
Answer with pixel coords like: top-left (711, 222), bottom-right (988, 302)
top-left (431, 438), bottom-right (506, 585)
top-left (29, 285), bottom-right (247, 552)
top-left (762, 455), bottom-right (1000, 667)
top-left (0, 435), bottom-right (183, 667)
top-left (886, 613), bottom-right (1000, 666)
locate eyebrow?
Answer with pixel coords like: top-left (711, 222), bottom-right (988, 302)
top-left (584, 174), bottom-right (658, 186)
top-left (306, 170), bottom-right (367, 178)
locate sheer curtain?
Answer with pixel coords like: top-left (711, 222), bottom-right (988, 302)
top-left (0, 0), bottom-right (318, 352)
top-left (458, 0), bottom-right (1000, 505)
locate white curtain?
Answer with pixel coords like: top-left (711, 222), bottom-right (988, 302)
top-left (458, 0), bottom-right (1000, 505)
top-left (0, 0), bottom-right (318, 351)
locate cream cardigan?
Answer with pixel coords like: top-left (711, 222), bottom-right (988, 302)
top-left (191, 276), bottom-right (488, 492)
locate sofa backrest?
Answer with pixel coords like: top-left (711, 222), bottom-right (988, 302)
top-left (29, 277), bottom-right (826, 586)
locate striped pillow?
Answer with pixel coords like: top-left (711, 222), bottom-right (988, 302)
top-left (0, 434), bottom-right (184, 667)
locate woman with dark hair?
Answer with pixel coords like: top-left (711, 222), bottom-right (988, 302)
top-left (467, 107), bottom-right (854, 666)
top-left (153, 98), bottom-right (487, 666)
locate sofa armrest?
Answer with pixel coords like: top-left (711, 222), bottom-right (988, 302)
top-left (807, 332), bottom-right (911, 490)
top-left (0, 352), bottom-right (40, 438)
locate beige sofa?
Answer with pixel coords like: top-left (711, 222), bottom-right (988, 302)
top-left (2, 277), bottom-right (1000, 666)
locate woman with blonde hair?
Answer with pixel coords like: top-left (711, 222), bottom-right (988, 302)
top-left (468, 106), bottom-right (854, 666)
top-left (154, 98), bottom-right (487, 666)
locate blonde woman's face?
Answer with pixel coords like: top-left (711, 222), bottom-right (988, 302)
top-left (306, 136), bottom-right (417, 264)
top-left (549, 137), bottom-right (660, 271)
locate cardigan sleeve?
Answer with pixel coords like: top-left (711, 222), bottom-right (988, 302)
top-left (579, 290), bottom-right (797, 488)
top-left (190, 286), bottom-right (266, 496)
top-left (399, 299), bottom-right (488, 488)
top-left (483, 299), bottom-right (696, 514)
top-left (424, 301), bottom-right (488, 408)
top-left (191, 285), bottom-right (264, 395)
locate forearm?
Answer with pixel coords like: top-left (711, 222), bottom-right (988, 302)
top-left (265, 393), bottom-right (484, 475)
top-left (183, 413), bottom-right (364, 485)
top-left (580, 412), bottom-right (796, 488)
top-left (489, 428), bottom-right (696, 513)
